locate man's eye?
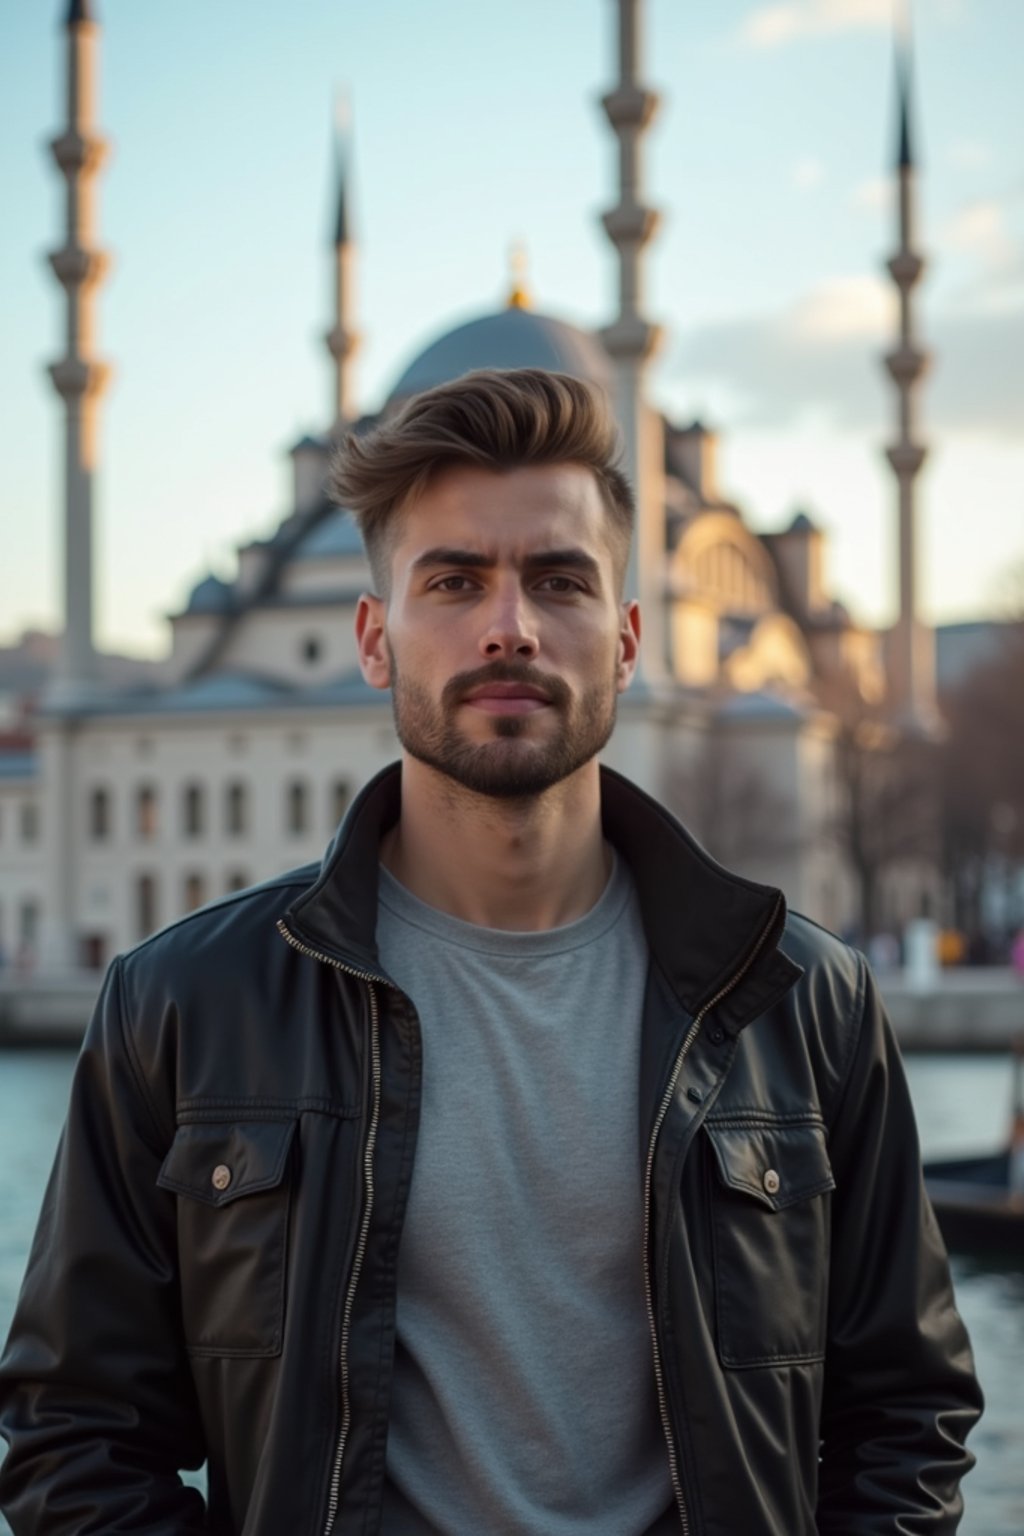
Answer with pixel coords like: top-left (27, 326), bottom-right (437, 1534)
top-left (433, 575), bottom-right (476, 592)
top-left (537, 576), bottom-right (582, 594)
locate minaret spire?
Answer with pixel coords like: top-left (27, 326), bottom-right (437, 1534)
top-left (47, 0), bottom-right (112, 700)
top-left (599, 0), bottom-right (666, 682)
top-left (883, 12), bottom-right (937, 732)
top-left (325, 90), bottom-right (361, 435)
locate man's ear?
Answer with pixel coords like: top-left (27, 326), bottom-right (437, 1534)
top-left (356, 594), bottom-right (392, 690)
top-left (616, 600), bottom-right (641, 692)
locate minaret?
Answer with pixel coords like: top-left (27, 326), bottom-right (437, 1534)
top-left (325, 95), bottom-right (361, 435)
top-left (47, 0), bottom-right (113, 700)
top-left (599, 0), bottom-right (666, 682)
top-left (883, 35), bottom-right (937, 732)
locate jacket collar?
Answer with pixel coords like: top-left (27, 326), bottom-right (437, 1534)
top-left (283, 761), bottom-right (802, 1036)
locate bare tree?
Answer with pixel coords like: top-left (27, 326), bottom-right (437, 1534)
top-left (667, 727), bottom-right (799, 875)
top-left (939, 621), bottom-right (1024, 941)
top-left (819, 671), bottom-right (940, 943)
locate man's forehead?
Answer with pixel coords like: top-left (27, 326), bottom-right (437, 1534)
top-left (395, 463), bottom-right (610, 558)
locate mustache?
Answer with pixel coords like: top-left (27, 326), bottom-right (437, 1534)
top-left (441, 662), bottom-right (572, 711)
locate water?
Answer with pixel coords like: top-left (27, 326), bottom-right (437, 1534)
top-left (0, 1049), bottom-right (1021, 1534)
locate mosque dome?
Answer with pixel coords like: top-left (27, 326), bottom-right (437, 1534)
top-left (184, 573), bottom-right (232, 614)
top-left (385, 305), bottom-right (613, 406)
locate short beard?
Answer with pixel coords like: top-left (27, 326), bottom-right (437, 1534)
top-left (390, 659), bottom-right (618, 800)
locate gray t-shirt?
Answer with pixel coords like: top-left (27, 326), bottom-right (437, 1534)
top-left (376, 854), bottom-right (676, 1535)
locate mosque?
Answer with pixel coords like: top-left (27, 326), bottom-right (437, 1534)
top-left (0, 0), bottom-right (939, 973)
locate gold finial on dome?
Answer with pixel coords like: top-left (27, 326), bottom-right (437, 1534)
top-left (506, 241), bottom-right (531, 310)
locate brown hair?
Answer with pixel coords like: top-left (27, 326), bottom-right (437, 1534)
top-left (327, 368), bottom-right (634, 595)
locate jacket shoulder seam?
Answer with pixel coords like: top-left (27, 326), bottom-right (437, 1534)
top-left (824, 949), bottom-right (869, 1130)
top-left (114, 954), bottom-right (171, 1153)
top-left (122, 867), bottom-right (318, 959)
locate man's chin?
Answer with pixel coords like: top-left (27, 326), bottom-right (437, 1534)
top-left (406, 736), bottom-right (585, 801)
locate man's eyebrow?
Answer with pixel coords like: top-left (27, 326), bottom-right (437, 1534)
top-left (409, 546), bottom-right (603, 581)
top-left (410, 547), bottom-right (495, 572)
top-left (522, 548), bottom-right (603, 582)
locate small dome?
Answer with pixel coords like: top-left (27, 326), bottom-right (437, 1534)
top-left (787, 509), bottom-right (817, 534)
top-left (386, 306), bottom-right (612, 404)
top-left (290, 433), bottom-right (328, 456)
top-left (185, 574), bottom-right (232, 614)
top-left (292, 508), bottom-right (366, 560)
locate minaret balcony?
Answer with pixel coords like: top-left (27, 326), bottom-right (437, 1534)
top-left (887, 251), bottom-right (925, 287)
top-left (49, 129), bottom-right (108, 176)
top-left (600, 86), bottom-right (660, 131)
top-left (884, 345), bottom-right (929, 385)
top-left (48, 357), bottom-right (112, 400)
top-left (325, 324), bottom-right (360, 363)
top-left (601, 204), bottom-right (661, 246)
top-left (598, 316), bottom-right (663, 362)
top-left (885, 443), bottom-right (927, 476)
top-left (48, 246), bottom-right (111, 289)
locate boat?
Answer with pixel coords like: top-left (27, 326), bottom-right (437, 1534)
top-left (923, 1041), bottom-right (1024, 1258)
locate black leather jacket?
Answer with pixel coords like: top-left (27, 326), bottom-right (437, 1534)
top-left (0, 764), bottom-right (982, 1534)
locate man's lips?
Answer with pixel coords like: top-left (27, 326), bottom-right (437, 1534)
top-left (463, 681), bottom-right (552, 714)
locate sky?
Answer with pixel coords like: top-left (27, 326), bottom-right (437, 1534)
top-left (1, 0), bottom-right (1022, 658)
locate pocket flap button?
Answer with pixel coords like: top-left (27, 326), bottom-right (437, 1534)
top-left (211, 1163), bottom-right (232, 1192)
top-left (763, 1168), bottom-right (780, 1196)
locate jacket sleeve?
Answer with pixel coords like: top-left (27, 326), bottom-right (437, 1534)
top-left (816, 956), bottom-right (984, 1533)
top-left (0, 957), bottom-right (208, 1534)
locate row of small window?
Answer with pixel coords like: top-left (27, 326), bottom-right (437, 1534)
top-left (0, 898), bottom-right (40, 960)
top-left (137, 869), bottom-right (250, 939)
top-left (90, 778), bottom-right (352, 842)
top-left (0, 802), bottom-right (41, 844)
top-left (0, 873), bottom-right (253, 969)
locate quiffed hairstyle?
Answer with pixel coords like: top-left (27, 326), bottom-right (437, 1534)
top-left (327, 368), bottom-right (634, 595)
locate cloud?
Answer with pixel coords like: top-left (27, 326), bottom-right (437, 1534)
top-left (670, 280), bottom-right (1024, 435)
top-left (851, 176), bottom-right (890, 213)
top-left (792, 156), bottom-right (825, 190)
top-left (738, 0), bottom-right (890, 49)
top-left (738, 0), bottom-right (965, 47)
top-left (948, 139), bottom-right (992, 171)
top-left (942, 200), bottom-right (1019, 274)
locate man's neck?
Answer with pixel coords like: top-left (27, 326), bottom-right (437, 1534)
top-left (379, 756), bottom-right (610, 931)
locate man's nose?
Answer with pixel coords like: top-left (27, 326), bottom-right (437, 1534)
top-left (479, 584), bottom-right (539, 661)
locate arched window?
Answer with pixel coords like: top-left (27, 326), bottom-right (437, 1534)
top-left (182, 782), bottom-right (205, 838)
top-left (287, 780), bottom-right (309, 836)
top-left (19, 801), bottom-right (39, 843)
top-left (89, 787), bottom-right (111, 841)
top-left (225, 869), bottom-right (249, 893)
top-left (225, 781), bottom-right (247, 837)
top-left (301, 635), bottom-right (322, 665)
top-left (136, 784), bottom-right (158, 839)
top-left (183, 872), bottom-right (206, 912)
top-left (136, 874), bottom-right (158, 939)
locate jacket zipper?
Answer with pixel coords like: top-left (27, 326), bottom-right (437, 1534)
top-left (276, 918), bottom-right (389, 1536)
top-left (643, 892), bottom-right (783, 1535)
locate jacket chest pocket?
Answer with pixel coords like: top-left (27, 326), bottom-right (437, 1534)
top-left (157, 1119), bottom-right (297, 1358)
top-left (705, 1120), bottom-right (834, 1369)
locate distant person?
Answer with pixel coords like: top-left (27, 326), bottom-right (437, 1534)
top-left (1011, 927), bottom-right (1024, 980)
top-left (0, 371), bottom-right (982, 1533)
top-left (867, 928), bottom-right (901, 972)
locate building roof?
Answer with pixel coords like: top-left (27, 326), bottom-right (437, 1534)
top-left (715, 690), bottom-right (812, 724)
top-left (42, 668), bottom-right (387, 720)
top-left (0, 752), bottom-right (38, 781)
top-left (291, 507), bottom-right (365, 560)
top-left (386, 306), bottom-right (612, 403)
top-left (184, 574), bottom-right (233, 615)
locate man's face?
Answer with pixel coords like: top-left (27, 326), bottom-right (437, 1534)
top-left (355, 462), bottom-right (640, 799)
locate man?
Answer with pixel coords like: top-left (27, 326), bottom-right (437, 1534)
top-left (0, 369), bottom-right (981, 1533)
